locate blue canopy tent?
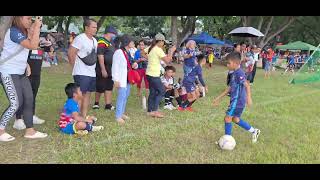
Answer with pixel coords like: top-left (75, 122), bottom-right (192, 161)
top-left (187, 32), bottom-right (225, 45)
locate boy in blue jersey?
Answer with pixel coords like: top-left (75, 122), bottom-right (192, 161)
top-left (212, 52), bottom-right (260, 143)
top-left (178, 54), bottom-right (208, 112)
top-left (59, 83), bottom-right (104, 135)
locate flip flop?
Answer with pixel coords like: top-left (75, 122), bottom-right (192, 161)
top-left (24, 131), bottom-right (48, 139)
top-left (0, 132), bottom-right (15, 142)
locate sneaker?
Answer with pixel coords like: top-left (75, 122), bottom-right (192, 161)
top-left (105, 105), bottom-right (115, 111)
top-left (54, 63), bottom-right (58, 66)
top-left (24, 131), bottom-right (48, 139)
top-left (0, 132), bottom-right (15, 142)
top-left (252, 129), bottom-right (261, 143)
top-left (13, 119), bottom-right (26, 130)
top-left (92, 126), bottom-right (104, 132)
top-left (169, 104), bottom-right (176, 110)
top-left (33, 115), bottom-right (45, 124)
top-left (76, 130), bottom-right (88, 136)
top-left (92, 103), bottom-right (100, 110)
top-left (164, 104), bottom-right (173, 110)
top-left (177, 106), bottom-right (185, 111)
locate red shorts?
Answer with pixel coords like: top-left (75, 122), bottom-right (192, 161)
top-left (136, 68), bottom-right (149, 89)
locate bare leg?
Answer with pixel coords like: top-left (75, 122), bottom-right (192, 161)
top-left (105, 90), bottom-right (112, 105)
top-left (95, 92), bottom-right (101, 104)
top-left (81, 92), bottom-right (91, 117)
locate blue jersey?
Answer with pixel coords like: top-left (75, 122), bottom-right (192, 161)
top-left (229, 68), bottom-right (247, 108)
top-left (63, 98), bottom-right (80, 116)
top-left (289, 56), bottom-right (295, 65)
top-left (133, 50), bottom-right (148, 69)
top-left (183, 65), bottom-right (206, 86)
top-left (183, 48), bottom-right (197, 67)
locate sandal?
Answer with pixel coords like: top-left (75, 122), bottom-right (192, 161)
top-left (0, 132), bottom-right (15, 142)
top-left (24, 131), bottom-right (48, 139)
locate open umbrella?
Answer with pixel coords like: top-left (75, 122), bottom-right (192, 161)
top-left (229, 27), bottom-right (264, 37)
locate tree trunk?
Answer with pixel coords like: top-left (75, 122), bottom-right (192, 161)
top-left (56, 16), bottom-right (64, 33)
top-left (176, 16), bottom-right (197, 47)
top-left (171, 16), bottom-right (178, 46)
top-left (259, 17), bottom-right (296, 48)
top-left (97, 16), bottom-right (107, 32)
top-left (0, 16), bottom-right (14, 50)
top-left (64, 16), bottom-right (73, 48)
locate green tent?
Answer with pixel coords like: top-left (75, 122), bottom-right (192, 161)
top-left (276, 41), bottom-right (319, 51)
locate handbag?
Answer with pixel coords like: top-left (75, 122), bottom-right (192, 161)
top-left (77, 40), bottom-right (97, 66)
top-left (121, 49), bottom-right (140, 85)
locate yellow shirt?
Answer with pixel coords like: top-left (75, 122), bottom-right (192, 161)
top-left (208, 53), bottom-right (214, 63)
top-left (146, 46), bottom-right (166, 77)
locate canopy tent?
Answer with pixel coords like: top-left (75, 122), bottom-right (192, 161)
top-left (276, 41), bottom-right (319, 51)
top-left (187, 32), bottom-right (225, 45)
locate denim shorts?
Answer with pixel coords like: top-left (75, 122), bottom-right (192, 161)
top-left (73, 75), bottom-right (96, 93)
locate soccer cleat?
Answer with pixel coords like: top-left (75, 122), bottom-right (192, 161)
top-left (185, 107), bottom-right (194, 112)
top-left (177, 106), bottom-right (185, 111)
top-left (169, 104), bottom-right (176, 110)
top-left (164, 105), bottom-right (173, 110)
top-left (252, 129), bottom-right (261, 143)
top-left (92, 104), bottom-right (100, 110)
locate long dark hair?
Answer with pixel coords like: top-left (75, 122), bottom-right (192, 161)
top-left (148, 39), bottom-right (162, 54)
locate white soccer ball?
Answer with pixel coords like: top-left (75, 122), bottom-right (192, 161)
top-left (218, 135), bottom-right (236, 150)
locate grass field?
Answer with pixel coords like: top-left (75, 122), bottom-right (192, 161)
top-left (1, 62), bottom-right (320, 164)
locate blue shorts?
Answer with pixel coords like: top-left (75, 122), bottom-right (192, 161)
top-left (264, 61), bottom-right (271, 71)
top-left (60, 123), bottom-right (76, 134)
top-left (73, 75), bottom-right (96, 93)
top-left (183, 81), bottom-right (196, 93)
top-left (226, 107), bottom-right (244, 118)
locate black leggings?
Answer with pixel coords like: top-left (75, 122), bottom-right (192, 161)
top-left (0, 74), bottom-right (34, 129)
top-left (16, 75), bottom-right (40, 119)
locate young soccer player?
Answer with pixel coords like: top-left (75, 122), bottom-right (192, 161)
top-left (59, 83), bottom-right (104, 135)
top-left (212, 52), bottom-right (260, 143)
top-left (178, 54), bottom-right (208, 112)
top-left (161, 66), bottom-right (177, 110)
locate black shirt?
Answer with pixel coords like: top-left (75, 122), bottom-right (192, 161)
top-left (96, 37), bottom-right (115, 78)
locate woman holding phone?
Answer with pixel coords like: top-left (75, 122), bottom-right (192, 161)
top-left (0, 16), bottom-right (48, 142)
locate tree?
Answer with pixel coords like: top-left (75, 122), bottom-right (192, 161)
top-left (0, 16), bottom-right (14, 50)
top-left (171, 16), bottom-right (197, 47)
top-left (240, 16), bottom-right (296, 48)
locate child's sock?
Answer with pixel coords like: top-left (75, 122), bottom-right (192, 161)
top-left (176, 96), bottom-right (182, 106)
top-left (236, 119), bottom-right (255, 133)
top-left (85, 122), bottom-right (93, 132)
top-left (187, 100), bottom-right (196, 107)
top-left (181, 100), bottom-right (191, 108)
top-left (225, 122), bottom-right (232, 135)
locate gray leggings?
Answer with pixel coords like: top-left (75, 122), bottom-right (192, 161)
top-left (0, 73), bottom-right (34, 129)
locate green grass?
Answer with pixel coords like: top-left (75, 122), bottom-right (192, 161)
top-left (1, 62), bottom-right (320, 164)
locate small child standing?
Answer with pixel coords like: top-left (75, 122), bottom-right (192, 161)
top-left (47, 46), bottom-right (58, 66)
top-left (59, 83), bottom-right (104, 135)
top-left (212, 52), bottom-right (260, 143)
top-left (208, 50), bottom-right (214, 68)
top-left (161, 66), bottom-right (177, 110)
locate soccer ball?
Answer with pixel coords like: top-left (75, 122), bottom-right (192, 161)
top-left (218, 135), bottom-right (236, 150)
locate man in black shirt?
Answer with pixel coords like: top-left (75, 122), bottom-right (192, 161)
top-left (93, 26), bottom-right (118, 111)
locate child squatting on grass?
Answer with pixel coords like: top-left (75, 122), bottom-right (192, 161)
top-left (212, 52), bottom-right (260, 143)
top-left (58, 83), bottom-right (104, 135)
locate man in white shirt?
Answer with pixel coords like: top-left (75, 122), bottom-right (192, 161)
top-left (68, 18), bottom-right (98, 117)
top-left (251, 45), bottom-right (259, 84)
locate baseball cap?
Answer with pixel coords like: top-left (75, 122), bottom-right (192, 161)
top-left (155, 33), bottom-right (166, 41)
top-left (105, 26), bottom-right (118, 35)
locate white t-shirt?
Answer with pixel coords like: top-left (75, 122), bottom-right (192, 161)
top-left (0, 27), bottom-right (29, 75)
top-left (253, 53), bottom-right (259, 62)
top-left (71, 33), bottom-right (97, 77)
top-left (161, 76), bottom-right (174, 87)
